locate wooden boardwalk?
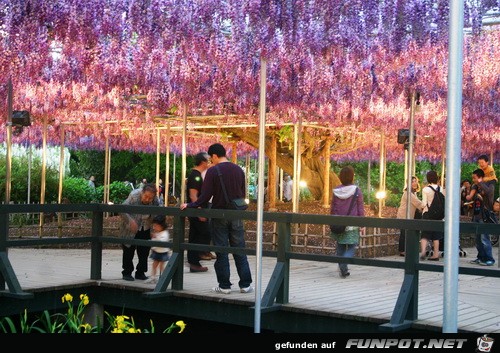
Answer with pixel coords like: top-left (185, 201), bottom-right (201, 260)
top-left (5, 246), bottom-right (500, 333)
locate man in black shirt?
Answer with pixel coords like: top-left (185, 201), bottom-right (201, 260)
top-left (180, 143), bottom-right (253, 294)
top-left (466, 169), bottom-right (495, 266)
top-left (186, 152), bottom-right (211, 272)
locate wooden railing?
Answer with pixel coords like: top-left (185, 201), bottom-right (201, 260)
top-left (1, 203), bottom-right (499, 331)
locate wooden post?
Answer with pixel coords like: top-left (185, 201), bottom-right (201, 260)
top-left (39, 116), bottom-right (48, 237)
top-left (231, 141), bottom-right (237, 163)
top-left (322, 137), bottom-right (331, 208)
top-left (268, 134), bottom-right (277, 211)
top-left (57, 126), bottom-right (65, 237)
top-left (164, 127), bottom-right (170, 207)
top-left (156, 128), bottom-right (161, 198)
top-left (5, 78), bottom-right (12, 204)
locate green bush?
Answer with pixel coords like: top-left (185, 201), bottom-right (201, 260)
top-left (62, 177), bottom-right (93, 204)
top-left (0, 152), bottom-right (59, 204)
top-left (93, 182), bottom-right (133, 204)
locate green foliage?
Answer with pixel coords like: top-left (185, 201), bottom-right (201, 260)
top-left (68, 149), bottom-right (189, 194)
top-left (0, 151), bottom-right (59, 204)
top-left (332, 160), bottom-right (478, 208)
top-left (69, 150), bottom-right (105, 183)
top-left (460, 163), bottom-right (478, 183)
top-left (0, 293), bottom-right (186, 333)
top-left (3, 146), bottom-right (488, 209)
top-left (276, 126), bottom-right (294, 150)
top-left (62, 177), bottom-right (93, 204)
top-left (92, 182), bottom-right (140, 204)
top-left (108, 181), bottom-right (133, 204)
top-left (10, 213), bottom-right (31, 226)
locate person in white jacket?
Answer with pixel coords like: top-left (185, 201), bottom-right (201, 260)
top-left (147, 215), bottom-right (171, 283)
top-left (396, 176), bottom-right (425, 256)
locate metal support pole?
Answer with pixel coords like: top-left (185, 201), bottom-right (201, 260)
top-left (405, 92), bottom-right (416, 219)
top-left (443, 0), bottom-right (464, 333)
top-left (254, 57), bottom-right (267, 333)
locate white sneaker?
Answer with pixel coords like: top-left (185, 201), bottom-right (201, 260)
top-left (212, 286), bottom-right (231, 294)
top-left (240, 286), bottom-right (254, 293)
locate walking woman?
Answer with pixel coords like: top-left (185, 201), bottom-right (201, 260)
top-left (330, 166), bottom-right (365, 278)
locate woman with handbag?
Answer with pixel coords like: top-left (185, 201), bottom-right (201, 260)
top-left (396, 176), bottom-right (425, 257)
top-left (330, 166), bottom-right (365, 278)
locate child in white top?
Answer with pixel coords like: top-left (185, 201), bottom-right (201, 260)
top-left (147, 215), bottom-right (171, 283)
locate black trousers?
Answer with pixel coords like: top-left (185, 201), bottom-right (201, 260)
top-left (122, 228), bottom-right (151, 276)
top-left (187, 216), bottom-right (211, 265)
top-left (398, 229), bottom-right (406, 253)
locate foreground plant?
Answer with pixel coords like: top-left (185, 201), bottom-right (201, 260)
top-left (0, 293), bottom-right (186, 333)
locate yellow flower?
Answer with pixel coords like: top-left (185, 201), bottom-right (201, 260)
top-left (111, 328), bottom-right (124, 333)
top-left (175, 320), bottom-right (186, 333)
top-left (114, 315), bottom-right (130, 331)
top-left (79, 294), bottom-right (89, 306)
top-left (115, 315), bottom-right (129, 323)
top-left (127, 327), bottom-right (141, 333)
top-left (61, 293), bottom-right (73, 303)
top-left (80, 323), bottom-right (92, 333)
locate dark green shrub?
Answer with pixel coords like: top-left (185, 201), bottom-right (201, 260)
top-left (92, 182), bottom-right (133, 204)
top-left (109, 181), bottom-right (133, 204)
top-left (62, 177), bottom-right (93, 204)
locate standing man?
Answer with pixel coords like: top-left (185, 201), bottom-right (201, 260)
top-left (180, 143), bottom-right (253, 294)
top-left (186, 152), bottom-right (211, 272)
top-left (88, 176), bottom-right (96, 189)
top-left (466, 169), bottom-right (496, 266)
top-left (120, 183), bottom-right (160, 281)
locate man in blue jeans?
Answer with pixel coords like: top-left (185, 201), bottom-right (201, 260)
top-left (180, 143), bottom-right (253, 294)
top-left (466, 169), bottom-right (496, 266)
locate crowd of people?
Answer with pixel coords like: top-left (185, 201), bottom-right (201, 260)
top-left (118, 143), bottom-right (253, 294)
top-left (117, 150), bottom-right (498, 288)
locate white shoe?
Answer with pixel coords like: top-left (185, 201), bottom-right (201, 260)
top-left (212, 286), bottom-right (231, 294)
top-left (240, 286), bottom-right (254, 293)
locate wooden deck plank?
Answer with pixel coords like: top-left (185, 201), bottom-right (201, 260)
top-left (4, 247), bottom-right (500, 333)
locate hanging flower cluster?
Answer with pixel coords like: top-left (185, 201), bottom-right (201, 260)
top-left (0, 0), bottom-right (498, 162)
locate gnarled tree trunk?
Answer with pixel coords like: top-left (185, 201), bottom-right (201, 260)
top-left (224, 128), bottom-right (340, 201)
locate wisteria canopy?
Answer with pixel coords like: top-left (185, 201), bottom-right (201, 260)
top-left (1, 0), bottom-right (499, 162)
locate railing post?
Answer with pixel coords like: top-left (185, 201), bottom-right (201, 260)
top-left (380, 227), bottom-right (419, 331)
top-left (276, 221), bottom-right (291, 304)
top-left (90, 206), bottom-right (103, 280)
top-left (171, 214), bottom-right (186, 290)
top-left (0, 211), bottom-right (8, 290)
top-left (404, 228), bottom-right (419, 319)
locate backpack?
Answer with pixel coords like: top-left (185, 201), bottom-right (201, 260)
top-left (424, 186), bottom-right (445, 220)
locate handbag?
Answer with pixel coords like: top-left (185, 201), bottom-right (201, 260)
top-left (330, 188), bottom-right (358, 234)
top-left (215, 165), bottom-right (248, 210)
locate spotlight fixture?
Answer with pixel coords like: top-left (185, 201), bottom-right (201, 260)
top-left (12, 110), bottom-right (31, 126)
